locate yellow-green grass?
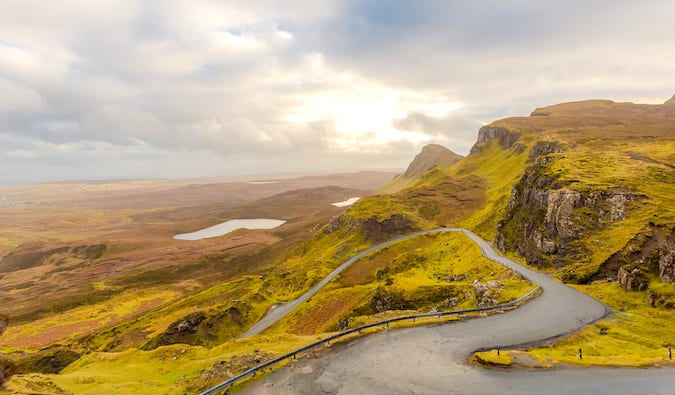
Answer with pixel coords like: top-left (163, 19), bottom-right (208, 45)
top-left (346, 194), bottom-right (415, 221)
top-left (524, 282), bottom-right (675, 367)
top-left (537, 139), bottom-right (674, 281)
top-left (559, 204), bottom-right (656, 282)
top-left (82, 275), bottom-right (271, 351)
top-left (82, 223), bottom-right (372, 351)
top-left (266, 232), bottom-right (534, 337)
top-left (0, 288), bottom-right (179, 351)
top-left (474, 350), bottom-right (513, 367)
top-left (5, 232), bottom-right (536, 394)
top-left (6, 334), bottom-right (316, 394)
top-left (453, 135), bottom-right (536, 241)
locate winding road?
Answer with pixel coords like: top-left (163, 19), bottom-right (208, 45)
top-left (240, 228), bottom-right (466, 337)
top-left (238, 228), bottom-right (675, 394)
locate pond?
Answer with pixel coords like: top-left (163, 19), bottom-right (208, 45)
top-left (174, 219), bottom-right (286, 240)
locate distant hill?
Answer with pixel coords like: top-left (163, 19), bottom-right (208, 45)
top-left (380, 144), bottom-right (463, 193)
top-left (5, 96), bottom-right (674, 393)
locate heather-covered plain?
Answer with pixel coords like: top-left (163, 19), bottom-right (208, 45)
top-left (2, 98), bottom-right (675, 393)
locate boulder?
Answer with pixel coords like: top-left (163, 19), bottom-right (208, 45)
top-left (617, 266), bottom-right (649, 291)
top-left (473, 280), bottom-right (502, 308)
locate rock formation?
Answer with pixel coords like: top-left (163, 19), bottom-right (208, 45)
top-left (473, 280), bottom-right (502, 307)
top-left (470, 126), bottom-right (521, 153)
top-left (494, 143), bottom-right (641, 278)
top-left (617, 266), bottom-right (649, 291)
top-left (658, 238), bottom-right (675, 283)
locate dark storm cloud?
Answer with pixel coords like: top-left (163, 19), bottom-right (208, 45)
top-left (0, 1), bottom-right (674, 184)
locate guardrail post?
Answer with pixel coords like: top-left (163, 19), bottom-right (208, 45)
top-left (412, 317), bottom-right (415, 323)
top-left (497, 346), bottom-right (500, 356)
top-left (386, 322), bottom-right (389, 328)
top-left (326, 339), bottom-right (330, 346)
top-left (293, 353), bottom-right (296, 361)
top-left (578, 348), bottom-right (582, 360)
top-left (253, 370), bottom-right (257, 378)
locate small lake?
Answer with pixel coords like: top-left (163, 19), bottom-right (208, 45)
top-left (174, 219), bottom-right (286, 240)
top-left (332, 197), bottom-right (360, 207)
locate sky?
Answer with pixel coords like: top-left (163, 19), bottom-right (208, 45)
top-left (1, 1), bottom-right (674, 185)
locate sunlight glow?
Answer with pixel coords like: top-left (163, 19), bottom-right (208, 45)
top-left (284, 62), bottom-right (463, 153)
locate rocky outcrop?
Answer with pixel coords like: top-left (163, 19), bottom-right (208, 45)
top-left (324, 214), bottom-right (346, 234)
top-left (495, 158), bottom-right (642, 277)
top-left (473, 280), bottom-right (502, 308)
top-left (617, 265), bottom-right (649, 291)
top-left (470, 126), bottom-right (521, 153)
top-left (369, 286), bottom-right (410, 312)
top-left (186, 351), bottom-right (273, 393)
top-left (590, 224), bottom-right (674, 293)
top-left (648, 290), bottom-right (673, 309)
top-left (529, 141), bottom-right (565, 165)
top-left (144, 312), bottom-right (207, 349)
top-left (362, 214), bottom-right (415, 244)
top-left (658, 238), bottom-right (675, 283)
top-left (324, 212), bottom-right (416, 244)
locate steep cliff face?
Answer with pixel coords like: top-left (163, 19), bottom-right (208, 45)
top-left (470, 126), bottom-right (522, 154)
top-left (494, 141), bottom-right (642, 279)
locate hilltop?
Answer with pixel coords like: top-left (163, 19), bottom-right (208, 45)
top-left (380, 143), bottom-right (463, 193)
top-left (2, 96), bottom-right (674, 393)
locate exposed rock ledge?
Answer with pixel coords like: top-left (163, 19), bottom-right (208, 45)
top-left (470, 126), bottom-right (521, 154)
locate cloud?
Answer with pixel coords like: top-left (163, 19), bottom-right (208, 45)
top-left (0, 78), bottom-right (44, 111)
top-left (0, 1), bottom-right (674, 184)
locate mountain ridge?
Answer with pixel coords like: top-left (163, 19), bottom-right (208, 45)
top-left (380, 143), bottom-right (463, 193)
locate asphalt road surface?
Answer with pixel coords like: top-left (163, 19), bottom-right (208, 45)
top-left (240, 228), bottom-right (466, 337)
top-left (238, 229), bottom-right (675, 394)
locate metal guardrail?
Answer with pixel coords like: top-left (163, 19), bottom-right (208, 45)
top-left (198, 284), bottom-right (541, 395)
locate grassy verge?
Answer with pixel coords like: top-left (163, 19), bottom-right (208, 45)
top-left (521, 282), bottom-right (675, 367)
top-left (474, 350), bottom-right (513, 367)
top-left (5, 231), bottom-right (536, 394)
top-left (266, 232), bottom-right (533, 336)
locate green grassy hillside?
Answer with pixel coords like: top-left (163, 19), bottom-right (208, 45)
top-left (380, 143), bottom-right (463, 193)
top-left (460, 98), bottom-right (675, 368)
top-left (3, 97), bottom-right (674, 392)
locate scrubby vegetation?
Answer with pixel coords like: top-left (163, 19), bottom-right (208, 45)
top-left (524, 282), bottom-right (675, 367)
top-left (467, 98), bottom-right (675, 368)
top-left (2, 97), bottom-right (674, 392)
top-left (266, 232), bottom-right (532, 336)
top-left (4, 230), bottom-right (533, 394)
